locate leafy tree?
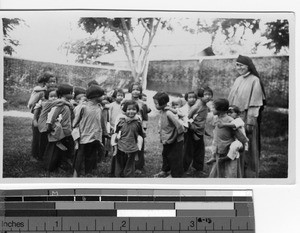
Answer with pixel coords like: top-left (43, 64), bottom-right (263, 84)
top-left (183, 18), bottom-right (289, 55)
top-left (78, 17), bottom-right (171, 84)
top-left (263, 19), bottom-right (289, 54)
top-left (183, 18), bottom-right (260, 55)
top-left (2, 18), bottom-right (22, 55)
top-left (60, 38), bottom-right (117, 64)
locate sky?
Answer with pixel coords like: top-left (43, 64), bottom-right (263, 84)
top-left (3, 11), bottom-right (292, 64)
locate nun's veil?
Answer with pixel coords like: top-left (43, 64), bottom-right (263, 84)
top-left (236, 55), bottom-right (266, 105)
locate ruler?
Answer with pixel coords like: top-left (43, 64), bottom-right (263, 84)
top-left (0, 189), bottom-right (255, 233)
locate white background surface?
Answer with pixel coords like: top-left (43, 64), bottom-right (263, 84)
top-left (0, 0), bottom-right (299, 233)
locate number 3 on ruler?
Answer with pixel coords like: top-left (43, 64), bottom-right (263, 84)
top-left (190, 221), bottom-right (195, 228)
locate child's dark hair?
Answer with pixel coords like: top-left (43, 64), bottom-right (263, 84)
top-left (74, 86), bottom-right (86, 99)
top-left (153, 92), bottom-right (169, 106)
top-left (107, 96), bottom-right (114, 103)
top-left (228, 105), bottom-right (241, 115)
top-left (57, 84), bottom-right (73, 98)
top-left (44, 88), bottom-right (57, 100)
top-left (203, 86), bottom-right (213, 96)
top-left (213, 98), bottom-right (229, 112)
top-left (196, 86), bottom-right (213, 98)
top-left (184, 91), bottom-right (197, 101)
top-left (37, 71), bottom-right (55, 84)
top-left (128, 82), bottom-right (143, 94)
top-left (87, 80), bottom-right (99, 87)
top-left (122, 100), bottom-right (139, 112)
top-left (86, 85), bottom-right (105, 99)
top-left (112, 88), bottom-right (125, 98)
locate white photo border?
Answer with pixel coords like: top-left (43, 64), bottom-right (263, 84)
top-left (0, 9), bottom-right (295, 186)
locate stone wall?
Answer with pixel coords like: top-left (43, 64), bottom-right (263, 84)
top-left (3, 56), bottom-right (133, 96)
top-left (147, 56), bottom-right (289, 108)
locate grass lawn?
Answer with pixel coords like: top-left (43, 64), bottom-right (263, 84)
top-left (3, 111), bottom-right (288, 178)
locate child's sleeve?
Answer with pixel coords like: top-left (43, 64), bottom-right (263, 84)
top-left (27, 91), bottom-right (44, 113)
top-left (115, 118), bottom-right (125, 133)
top-left (47, 105), bottom-right (64, 125)
top-left (138, 120), bottom-right (146, 138)
top-left (101, 110), bottom-right (108, 137)
top-left (46, 107), bottom-right (57, 124)
top-left (189, 107), bottom-right (207, 133)
top-left (141, 103), bottom-right (149, 121)
top-left (234, 129), bottom-right (249, 144)
top-left (72, 106), bottom-right (84, 128)
top-left (188, 99), bottom-right (201, 119)
top-left (166, 111), bottom-right (185, 135)
top-left (232, 118), bottom-right (245, 129)
top-left (32, 105), bottom-right (42, 127)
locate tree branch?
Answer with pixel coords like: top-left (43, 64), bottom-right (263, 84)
top-left (140, 19), bottom-right (151, 33)
top-left (121, 18), bottom-right (137, 78)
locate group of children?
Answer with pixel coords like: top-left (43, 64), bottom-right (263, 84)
top-left (28, 72), bottom-right (151, 177)
top-left (152, 88), bottom-right (249, 178)
top-left (28, 72), bottom-right (248, 178)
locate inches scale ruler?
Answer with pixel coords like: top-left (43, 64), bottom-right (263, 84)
top-left (0, 189), bottom-right (255, 233)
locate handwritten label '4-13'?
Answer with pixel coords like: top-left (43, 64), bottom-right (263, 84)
top-left (198, 218), bottom-right (212, 223)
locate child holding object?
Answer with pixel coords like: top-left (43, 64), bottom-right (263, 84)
top-left (111, 100), bottom-right (144, 177)
top-left (44, 84), bottom-right (75, 175)
top-left (27, 71), bottom-right (56, 112)
top-left (72, 85), bottom-right (105, 177)
top-left (209, 98), bottom-right (242, 178)
top-left (28, 71), bottom-right (54, 162)
top-left (183, 87), bottom-right (213, 174)
top-left (217, 105), bottom-right (249, 162)
top-left (167, 97), bottom-right (188, 129)
top-left (206, 105), bottom-right (249, 165)
top-left (34, 88), bottom-right (58, 161)
top-left (153, 92), bottom-right (185, 178)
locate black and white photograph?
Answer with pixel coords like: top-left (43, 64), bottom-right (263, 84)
top-left (1, 10), bottom-right (293, 180)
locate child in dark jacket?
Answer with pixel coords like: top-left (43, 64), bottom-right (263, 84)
top-left (183, 87), bottom-right (213, 174)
